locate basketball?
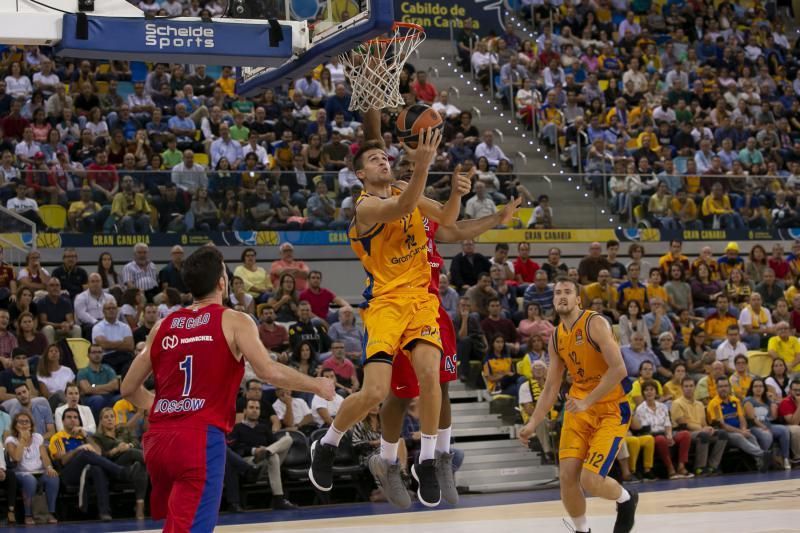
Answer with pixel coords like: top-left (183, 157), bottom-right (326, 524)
top-left (396, 104), bottom-right (444, 148)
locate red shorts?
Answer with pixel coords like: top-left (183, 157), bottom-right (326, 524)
top-left (390, 303), bottom-right (457, 399)
top-left (143, 424), bottom-right (225, 533)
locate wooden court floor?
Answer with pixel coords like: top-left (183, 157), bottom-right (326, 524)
top-left (141, 476), bottom-right (800, 533)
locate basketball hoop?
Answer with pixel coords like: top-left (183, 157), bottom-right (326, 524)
top-left (339, 22), bottom-right (425, 113)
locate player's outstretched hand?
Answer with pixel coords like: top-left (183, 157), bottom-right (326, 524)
top-left (413, 127), bottom-right (442, 168)
top-left (315, 376), bottom-right (337, 401)
top-left (499, 195), bottom-right (523, 226)
top-left (451, 164), bottom-right (474, 197)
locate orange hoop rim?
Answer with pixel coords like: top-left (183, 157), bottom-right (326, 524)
top-left (364, 21), bottom-right (425, 45)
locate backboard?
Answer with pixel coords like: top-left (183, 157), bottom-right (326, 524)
top-left (0, 0), bottom-right (395, 94)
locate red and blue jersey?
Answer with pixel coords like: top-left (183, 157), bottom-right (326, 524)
top-left (424, 218), bottom-right (442, 296)
top-left (149, 304), bottom-right (244, 433)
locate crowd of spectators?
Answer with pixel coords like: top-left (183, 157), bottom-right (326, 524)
top-left (0, 9), bottom-right (521, 235)
top-left (0, 238), bottom-right (456, 521)
top-left (472, 237), bottom-right (800, 477)
top-left (2, 236), bottom-right (800, 519)
top-left (458, 0), bottom-right (800, 229)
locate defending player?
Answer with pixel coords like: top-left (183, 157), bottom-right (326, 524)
top-left (518, 277), bottom-right (638, 533)
top-left (121, 247), bottom-right (334, 532)
top-left (309, 126), bottom-right (466, 507)
top-left (372, 191), bottom-right (522, 508)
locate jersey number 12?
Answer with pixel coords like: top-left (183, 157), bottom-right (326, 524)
top-left (179, 355), bottom-right (193, 397)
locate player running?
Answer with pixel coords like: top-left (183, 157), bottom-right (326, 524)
top-left (372, 189), bottom-right (522, 508)
top-left (121, 247), bottom-right (334, 533)
top-left (309, 126), bottom-right (469, 507)
top-left (518, 277), bottom-right (638, 533)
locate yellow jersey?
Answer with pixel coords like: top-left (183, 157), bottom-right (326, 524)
top-left (348, 190), bottom-right (431, 300)
top-left (554, 310), bottom-right (628, 403)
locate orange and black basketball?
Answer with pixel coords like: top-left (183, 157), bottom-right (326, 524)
top-left (396, 104), bottom-right (443, 148)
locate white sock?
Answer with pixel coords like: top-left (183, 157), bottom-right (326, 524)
top-left (420, 433), bottom-right (437, 461)
top-left (436, 427), bottom-right (451, 454)
top-left (573, 515), bottom-right (589, 532)
top-left (616, 487), bottom-right (631, 504)
top-left (380, 437), bottom-right (399, 464)
top-left (321, 425), bottom-right (344, 447)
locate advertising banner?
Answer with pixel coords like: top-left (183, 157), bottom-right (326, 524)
top-left (56, 14), bottom-right (292, 66)
top-left (1, 227), bottom-right (796, 250)
top-left (394, 0), bottom-right (506, 39)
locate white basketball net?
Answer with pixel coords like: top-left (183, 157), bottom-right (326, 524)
top-left (339, 23), bottom-right (425, 113)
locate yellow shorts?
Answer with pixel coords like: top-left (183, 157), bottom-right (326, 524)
top-left (558, 400), bottom-right (631, 477)
top-left (362, 291), bottom-right (442, 362)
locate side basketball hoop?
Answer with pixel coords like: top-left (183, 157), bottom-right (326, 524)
top-left (339, 22), bottom-right (425, 113)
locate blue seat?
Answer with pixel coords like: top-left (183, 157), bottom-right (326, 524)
top-left (205, 65), bottom-right (223, 79)
top-left (117, 81), bottom-right (135, 99)
top-left (130, 61), bottom-right (149, 82)
top-left (673, 156), bottom-right (688, 174)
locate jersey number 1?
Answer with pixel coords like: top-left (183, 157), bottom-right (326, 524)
top-left (179, 355), bottom-right (193, 397)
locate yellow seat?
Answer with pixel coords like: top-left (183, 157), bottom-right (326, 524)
top-left (67, 338), bottom-right (91, 370)
top-left (39, 205), bottom-right (67, 230)
top-left (194, 152), bottom-right (210, 167)
top-left (599, 79), bottom-right (609, 91)
top-left (633, 204), bottom-right (645, 221)
top-left (746, 350), bottom-right (771, 377)
top-left (95, 81), bottom-right (109, 95)
top-left (96, 63), bottom-right (111, 74)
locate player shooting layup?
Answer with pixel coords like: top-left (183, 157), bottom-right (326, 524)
top-left (309, 125), bottom-right (470, 507)
top-left (518, 277), bottom-right (638, 533)
top-left (121, 247), bottom-right (334, 532)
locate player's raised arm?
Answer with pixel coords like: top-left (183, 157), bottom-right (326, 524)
top-left (363, 108), bottom-right (382, 143)
top-left (417, 165), bottom-right (473, 225)
top-left (519, 334), bottom-right (564, 445)
top-left (436, 196), bottom-right (522, 242)
top-left (565, 314), bottom-right (628, 413)
top-left (228, 310), bottom-right (335, 400)
top-left (120, 320), bottom-right (160, 411)
top-left (357, 127), bottom-right (441, 226)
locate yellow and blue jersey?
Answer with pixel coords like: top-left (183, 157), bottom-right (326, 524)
top-left (348, 190), bottom-right (431, 301)
top-left (554, 310), bottom-right (629, 403)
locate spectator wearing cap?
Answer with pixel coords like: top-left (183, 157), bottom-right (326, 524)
top-left (0, 348), bottom-right (39, 404)
top-left (718, 242), bottom-right (745, 281)
top-left (270, 243), bottom-right (310, 292)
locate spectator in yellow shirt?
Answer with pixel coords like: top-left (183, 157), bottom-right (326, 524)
top-left (581, 269), bottom-right (618, 318)
top-left (670, 188), bottom-right (703, 231)
top-left (701, 182), bottom-right (746, 230)
top-left (703, 294), bottom-right (739, 346)
top-left (670, 377), bottom-right (728, 475)
top-left (648, 182), bottom-right (679, 230)
top-left (768, 321), bottom-right (800, 373)
top-left (216, 66), bottom-right (236, 98)
top-left (109, 175), bottom-right (153, 234)
top-left (68, 186), bottom-right (106, 232)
